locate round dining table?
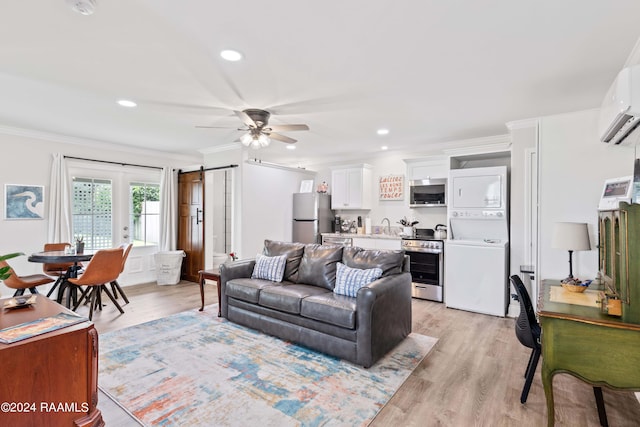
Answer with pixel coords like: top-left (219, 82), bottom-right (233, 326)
top-left (28, 250), bottom-right (95, 307)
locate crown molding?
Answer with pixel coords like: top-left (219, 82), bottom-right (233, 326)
top-left (245, 158), bottom-right (316, 175)
top-left (199, 143), bottom-right (240, 154)
top-left (505, 118), bottom-right (540, 131)
top-left (441, 134), bottom-right (511, 154)
top-left (0, 124), bottom-right (202, 164)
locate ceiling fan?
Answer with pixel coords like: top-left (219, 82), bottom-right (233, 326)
top-left (197, 108), bottom-right (309, 149)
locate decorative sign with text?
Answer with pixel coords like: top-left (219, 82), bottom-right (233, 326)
top-left (379, 175), bottom-right (404, 201)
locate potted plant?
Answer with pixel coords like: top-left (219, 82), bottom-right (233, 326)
top-left (0, 252), bottom-right (25, 280)
top-left (398, 217), bottom-right (419, 237)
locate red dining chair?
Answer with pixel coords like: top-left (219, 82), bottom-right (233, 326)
top-left (0, 260), bottom-right (54, 297)
top-left (68, 248), bottom-right (124, 320)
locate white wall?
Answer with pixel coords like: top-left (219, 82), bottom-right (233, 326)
top-left (538, 109), bottom-right (635, 280)
top-left (0, 132), bottom-right (201, 296)
top-left (239, 161), bottom-right (316, 258)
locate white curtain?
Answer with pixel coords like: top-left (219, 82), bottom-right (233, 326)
top-left (47, 153), bottom-right (73, 243)
top-left (159, 167), bottom-right (178, 251)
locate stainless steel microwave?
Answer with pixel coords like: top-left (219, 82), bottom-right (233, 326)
top-left (409, 178), bottom-right (447, 207)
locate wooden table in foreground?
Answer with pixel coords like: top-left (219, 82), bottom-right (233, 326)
top-left (198, 269), bottom-right (221, 316)
top-left (538, 280), bottom-right (640, 427)
top-left (0, 295), bottom-right (103, 427)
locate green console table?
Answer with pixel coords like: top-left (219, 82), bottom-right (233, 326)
top-left (539, 280), bottom-right (640, 426)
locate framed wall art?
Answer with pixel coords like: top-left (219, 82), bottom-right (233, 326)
top-left (379, 174), bottom-right (404, 201)
top-left (299, 180), bottom-right (314, 193)
top-left (5, 184), bottom-right (45, 220)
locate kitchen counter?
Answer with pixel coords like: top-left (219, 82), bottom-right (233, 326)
top-left (321, 233), bottom-right (402, 240)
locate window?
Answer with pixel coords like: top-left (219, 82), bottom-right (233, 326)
top-left (130, 182), bottom-right (160, 246)
top-left (72, 178), bottom-right (113, 250)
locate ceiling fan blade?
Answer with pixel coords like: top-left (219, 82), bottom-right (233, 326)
top-left (269, 132), bottom-right (297, 144)
top-left (235, 110), bottom-right (256, 128)
top-left (267, 124), bottom-right (309, 132)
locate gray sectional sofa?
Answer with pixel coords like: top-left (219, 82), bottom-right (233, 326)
top-left (219, 240), bottom-right (412, 367)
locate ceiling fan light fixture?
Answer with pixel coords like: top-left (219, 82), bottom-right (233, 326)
top-left (258, 134), bottom-right (271, 147)
top-left (286, 145), bottom-right (296, 150)
top-left (220, 49), bottom-right (243, 62)
top-left (240, 133), bottom-right (254, 146)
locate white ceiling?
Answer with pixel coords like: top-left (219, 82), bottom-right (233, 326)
top-left (1, 1), bottom-right (640, 166)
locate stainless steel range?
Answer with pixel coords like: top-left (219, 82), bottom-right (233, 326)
top-left (402, 228), bottom-right (444, 302)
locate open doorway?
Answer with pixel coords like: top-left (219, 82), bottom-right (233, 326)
top-left (204, 168), bottom-right (234, 269)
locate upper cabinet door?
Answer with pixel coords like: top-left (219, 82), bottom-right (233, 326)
top-left (331, 165), bottom-right (372, 210)
top-left (406, 157), bottom-right (448, 180)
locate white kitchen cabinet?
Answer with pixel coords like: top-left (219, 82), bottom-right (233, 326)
top-left (405, 157), bottom-right (448, 181)
top-left (375, 238), bottom-right (402, 250)
top-left (331, 164), bottom-right (372, 210)
top-left (352, 237), bottom-right (373, 249)
top-left (352, 237), bottom-right (401, 250)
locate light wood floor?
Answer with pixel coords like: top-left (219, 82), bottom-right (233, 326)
top-left (89, 281), bottom-right (640, 426)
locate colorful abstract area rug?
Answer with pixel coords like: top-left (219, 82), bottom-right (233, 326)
top-left (99, 306), bottom-right (438, 426)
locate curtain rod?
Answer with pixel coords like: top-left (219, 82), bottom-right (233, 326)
top-left (64, 155), bottom-right (163, 170)
top-left (178, 164), bottom-right (238, 174)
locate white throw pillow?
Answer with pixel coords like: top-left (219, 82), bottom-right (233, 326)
top-left (251, 254), bottom-right (287, 282)
top-left (333, 262), bottom-right (383, 297)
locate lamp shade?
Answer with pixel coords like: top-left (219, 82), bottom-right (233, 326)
top-left (551, 222), bottom-right (591, 251)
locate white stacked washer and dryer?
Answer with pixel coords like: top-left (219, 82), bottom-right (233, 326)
top-left (444, 166), bottom-right (509, 317)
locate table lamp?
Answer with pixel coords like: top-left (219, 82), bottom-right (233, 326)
top-left (552, 222), bottom-right (591, 279)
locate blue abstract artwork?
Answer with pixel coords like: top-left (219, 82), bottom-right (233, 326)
top-left (5, 184), bottom-right (44, 220)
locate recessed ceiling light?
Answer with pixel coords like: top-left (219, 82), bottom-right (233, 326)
top-left (117, 99), bottom-right (137, 108)
top-left (286, 145), bottom-right (296, 150)
top-left (377, 128), bottom-right (389, 135)
top-left (220, 50), bottom-right (243, 61)
top-left (381, 146), bottom-right (389, 150)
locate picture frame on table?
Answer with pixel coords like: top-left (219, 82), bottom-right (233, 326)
top-left (4, 184), bottom-right (45, 220)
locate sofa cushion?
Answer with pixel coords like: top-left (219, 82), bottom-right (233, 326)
top-left (251, 254), bottom-right (287, 282)
top-left (300, 292), bottom-right (358, 329)
top-left (342, 247), bottom-right (405, 277)
top-left (333, 262), bottom-right (383, 297)
top-left (296, 244), bottom-right (343, 290)
top-left (263, 240), bottom-right (305, 282)
top-left (259, 284), bottom-right (330, 314)
top-left (226, 278), bottom-right (281, 304)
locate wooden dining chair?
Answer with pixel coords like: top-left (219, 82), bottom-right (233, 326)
top-left (0, 260), bottom-right (54, 297)
top-left (43, 242), bottom-right (75, 299)
top-left (68, 248), bottom-right (124, 320)
top-left (108, 243), bottom-right (132, 303)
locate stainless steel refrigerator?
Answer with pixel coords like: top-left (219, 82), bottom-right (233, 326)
top-left (292, 192), bottom-right (332, 243)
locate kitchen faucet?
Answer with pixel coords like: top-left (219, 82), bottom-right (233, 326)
top-left (381, 217), bottom-right (391, 234)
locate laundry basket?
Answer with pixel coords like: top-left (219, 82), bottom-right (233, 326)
top-left (155, 250), bottom-right (185, 285)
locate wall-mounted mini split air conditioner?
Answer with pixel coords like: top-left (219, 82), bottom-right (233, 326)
top-left (599, 65), bottom-right (640, 146)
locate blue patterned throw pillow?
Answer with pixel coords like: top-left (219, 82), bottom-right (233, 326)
top-left (333, 262), bottom-right (383, 297)
top-left (251, 254), bottom-right (287, 282)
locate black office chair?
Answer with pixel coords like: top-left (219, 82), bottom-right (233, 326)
top-left (510, 274), bottom-right (541, 404)
top-left (509, 275), bottom-right (609, 426)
